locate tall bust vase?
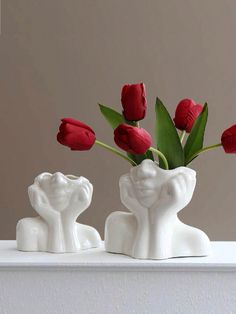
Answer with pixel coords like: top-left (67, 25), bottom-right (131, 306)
top-left (105, 160), bottom-right (211, 260)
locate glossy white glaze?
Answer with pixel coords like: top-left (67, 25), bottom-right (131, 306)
top-left (17, 172), bottom-right (101, 253)
top-left (105, 160), bottom-right (211, 259)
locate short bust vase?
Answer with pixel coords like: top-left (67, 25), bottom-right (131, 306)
top-left (105, 159), bottom-right (211, 260)
top-left (17, 172), bottom-right (101, 253)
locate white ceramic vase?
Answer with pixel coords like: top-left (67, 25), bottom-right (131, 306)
top-left (17, 172), bottom-right (101, 253)
top-left (105, 159), bottom-right (211, 259)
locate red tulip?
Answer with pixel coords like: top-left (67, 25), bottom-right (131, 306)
top-left (174, 99), bottom-right (203, 133)
top-left (121, 83), bottom-right (147, 121)
top-left (114, 124), bottom-right (152, 154)
top-left (221, 125), bottom-right (236, 153)
top-left (57, 118), bottom-right (96, 150)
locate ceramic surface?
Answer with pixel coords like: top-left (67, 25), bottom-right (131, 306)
top-left (17, 172), bottom-right (101, 253)
top-left (105, 160), bottom-right (211, 259)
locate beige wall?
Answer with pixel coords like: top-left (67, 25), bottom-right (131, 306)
top-left (1, 1), bottom-right (236, 240)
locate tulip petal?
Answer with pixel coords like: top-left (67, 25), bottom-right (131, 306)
top-left (61, 118), bottom-right (95, 134)
top-left (221, 125), bottom-right (236, 153)
top-left (114, 124), bottom-right (152, 155)
top-left (174, 99), bottom-right (203, 133)
top-left (121, 83), bottom-right (147, 121)
top-left (57, 118), bottom-right (96, 151)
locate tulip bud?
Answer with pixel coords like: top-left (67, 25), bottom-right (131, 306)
top-left (221, 124), bottom-right (236, 153)
top-left (121, 83), bottom-right (147, 121)
top-left (57, 118), bottom-right (96, 151)
top-left (174, 99), bottom-right (203, 133)
top-left (114, 124), bottom-right (152, 154)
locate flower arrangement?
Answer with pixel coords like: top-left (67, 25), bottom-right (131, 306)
top-left (57, 83), bottom-right (236, 170)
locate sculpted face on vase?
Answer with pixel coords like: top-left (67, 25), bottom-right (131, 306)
top-left (29, 172), bottom-right (93, 218)
top-left (120, 159), bottom-right (196, 215)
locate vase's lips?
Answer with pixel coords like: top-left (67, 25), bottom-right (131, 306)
top-left (135, 188), bottom-right (156, 197)
top-left (132, 180), bottom-right (156, 191)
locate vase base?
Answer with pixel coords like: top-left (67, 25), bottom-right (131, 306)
top-left (105, 211), bottom-right (211, 260)
top-left (17, 217), bottom-right (101, 253)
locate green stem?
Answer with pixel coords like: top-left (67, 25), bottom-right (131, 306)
top-left (95, 140), bottom-right (137, 166)
top-left (149, 147), bottom-right (169, 170)
top-left (187, 143), bottom-right (222, 165)
top-left (180, 130), bottom-right (186, 144)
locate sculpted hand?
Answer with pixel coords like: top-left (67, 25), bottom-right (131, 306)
top-left (151, 171), bottom-right (196, 215)
top-left (63, 179), bottom-right (93, 221)
top-left (28, 185), bottom-right (60, 225)
top-left (120, 175), bottom-right (147, 220)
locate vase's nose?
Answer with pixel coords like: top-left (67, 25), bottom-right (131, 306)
top-left (135, 161), bottom-right (157, 180)
top-left (51, 172), bottom-right (68, 185)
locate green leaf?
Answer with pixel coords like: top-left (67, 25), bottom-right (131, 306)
top-left (184, 103), bottom-right (208, 165)
top-left (127, 153), bottom-right (145, 164)
top-left (145, 149), bottom-right (155, 161)
top-left (155, 97), bottom-right (184, 169)
top-left (128, 150), bottom-right (154, 164)
top-left (98, 104), bottom-right (125, 129)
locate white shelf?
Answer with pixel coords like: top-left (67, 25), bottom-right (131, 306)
top-left (0, 241), bottom-right (235, 271)
top-left (0, 241), bottom-right (235, 314)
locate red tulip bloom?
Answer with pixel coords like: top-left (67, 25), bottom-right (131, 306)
top-left (114, 124), bottom-right (152, 154)
top-left (57, 118), bottom-right (96, 150)
top-left (221, 125), bottom-right (236, 153)
top-left (121, 83), bottom-right (147, 121)
top-left (174, 99), bottom-right (203, 133)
